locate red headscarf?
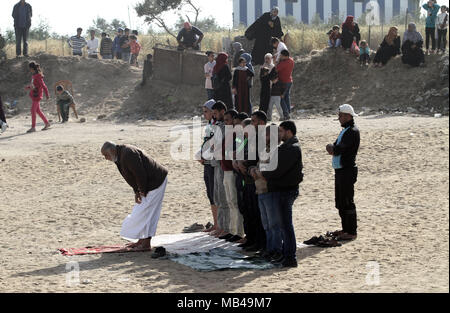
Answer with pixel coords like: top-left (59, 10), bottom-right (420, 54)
top-left (213, 53), bottom-right (228, 74)
top-left (342, 16), bottom-right (355, 31)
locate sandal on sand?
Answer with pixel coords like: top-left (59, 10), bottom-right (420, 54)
top-left (26, 128), bottom-right (36, 133)
top-left (183, 223), bottom-right (205, 233)
top-left (151, 247), bottom-right (166, 259)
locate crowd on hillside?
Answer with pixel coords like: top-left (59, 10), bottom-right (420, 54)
top-left (327, 1), bottom-right (448, 67)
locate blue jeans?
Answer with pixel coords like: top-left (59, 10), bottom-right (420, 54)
top-left (122, 52), bottom-right (130, 62)
top-left (277, 189), bottom-right (299, 260)
top-left (206, 89), bottom-right (214, 100)
top-left (102, 55), bottom-right (112, 59)
top-left (280, 82), bottom-right (292, 118)
top-left (328, 39), bottom-right (341, 48)
top-left (258, 192), bottom-right (282, 254)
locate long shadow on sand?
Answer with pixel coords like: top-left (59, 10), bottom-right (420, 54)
top-left (11, 242), bottom-right (336, 292)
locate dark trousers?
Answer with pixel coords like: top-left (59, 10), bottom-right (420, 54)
top-left (425, 27), bottom-right (436, 50)
top-left (360, 53), bottom-right (370, 64)
top-left (0, 96), bottom-right (6, 123)
top-left (15, 27), bottom-right (29, 56)
top-left (437, 29), bottom-right (447, 51)
top-left (242, 183), bottom-right (266, 248)
top-left (203, 164), bottom-right (215, 205)
top-left (278, 189), bottom-right (299, 260)
top-left (335, 167), bottom-right (358, 236)
top-left (235, 173), bottom-right (249, 237)
top-left (58, 101), bottom-right (70, 122)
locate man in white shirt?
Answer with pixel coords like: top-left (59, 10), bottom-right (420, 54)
top-left (204, 51), bottom-right (216, 100)
top-left (86, 29), bottom-right (99, 59)
top-left (272, 37), bottom-right (288, 63)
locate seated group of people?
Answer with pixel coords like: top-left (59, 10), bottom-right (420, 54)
top-left (327, 4), bottom-right (448, 68)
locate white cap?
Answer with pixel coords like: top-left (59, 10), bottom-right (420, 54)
top-left (203, 99), bottom-right (216, 110)
top-left (339, 104), bottom-right (358, 117)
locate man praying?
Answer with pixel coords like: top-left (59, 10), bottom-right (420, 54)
top-left (101, 142), bottom-right (169, 251)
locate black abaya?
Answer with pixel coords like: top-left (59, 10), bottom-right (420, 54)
top-left (245, 12), bottom-right (283, 66)
top-left (401, 40), bottom-right (425, 67)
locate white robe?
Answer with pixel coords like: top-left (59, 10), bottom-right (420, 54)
top-left (120, 177), bottom-right (168, 240)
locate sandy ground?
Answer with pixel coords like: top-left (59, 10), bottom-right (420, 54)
top-left (0, 113), bottom-right (448, 293)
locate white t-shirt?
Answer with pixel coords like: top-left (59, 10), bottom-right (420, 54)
top-left (87, 38), bottom-right (99, 55)
top-left (437, 12), bottom-right (449, 29)
top-left (204, 61), bottom-right (216, 90)
top-left (275, 42), bottom-right (288, 62)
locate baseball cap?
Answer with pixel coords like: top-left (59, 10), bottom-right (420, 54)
top-left (339, 104), bottom-right (358, 117)
top-left (203, 99), bottom-right (216, 110)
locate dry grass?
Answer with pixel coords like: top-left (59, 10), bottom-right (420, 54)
top-left (3, 24), bottom-right (432, 60)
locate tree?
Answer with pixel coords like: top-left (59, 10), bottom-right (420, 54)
top-left (175, 16), bottom-right (223, 32)
top-left (135, 0), bottom-right (202, 38)
top-left (29, 19), bottom-right (51, 40)
top-left (88, 17), bottom-right (127, 35)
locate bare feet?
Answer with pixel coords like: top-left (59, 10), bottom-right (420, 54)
top-left (204, 225), bottom-right (216, 233)
top-left (125, 238), bottom-right (151, 251)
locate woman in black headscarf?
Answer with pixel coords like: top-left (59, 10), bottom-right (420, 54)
top-left (245, 7), bottom-right (284, 65)
top-left (402, 23), bottom-right (425, 67)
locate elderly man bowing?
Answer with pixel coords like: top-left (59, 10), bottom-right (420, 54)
top-left (101, 142), bottom-right (168, 251)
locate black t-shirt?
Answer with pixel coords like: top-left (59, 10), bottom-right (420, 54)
top-left (119, 35), bottom-right (130, 53)
top-left (177, 26), bottom-right (203, 45)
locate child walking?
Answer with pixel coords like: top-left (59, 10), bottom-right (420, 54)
top-left (26, 62), bottom-right (50, 133)
top-left (359, 40), bottom-right (370, 66)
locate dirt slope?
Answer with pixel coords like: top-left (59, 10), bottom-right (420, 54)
top-left (0, 50), bottom-right (448, 121)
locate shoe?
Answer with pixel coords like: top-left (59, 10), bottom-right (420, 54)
top-left (26, 128), bottom-right (36, 133)
top-left (227, 235), bottom-right (243, 243)
top-left (238, 241), bottom-right (254, 248)
top-left (281, 258), bottom-right (298, 268)
top-left (244, 243), bottom-right (260, 252)
top-left (219, 233), bottom-right (233, 240)
top-left (151, 246), bottom-right (166, 259)
top-left (270, 253), bottom-right (284, 263)
top-left (1, 122), bottom-right (8, 133)
top-left (42, 124), bottom-right (51, 131)
top-left (254, 249), bottom-right (266, 257)
top-left (261, 251), bottom-right (274, 260)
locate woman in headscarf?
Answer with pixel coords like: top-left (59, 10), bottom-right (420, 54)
top-left (401, 23), bottom-right (425, 67)
top-left (245, 7), bottom-right (284, 65)
top-left (232, 53), bottom-right (255, 115)
top-left (259, 53), bottom-right (277, 114)
top-left (341, 16), bottom-right (361, 50)
top-left (232, 42), bottom-right (245, 68)
top-left (373, 27), bottom-right (401, 67)
top-left (212, 52), bottom-right (233, 109)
